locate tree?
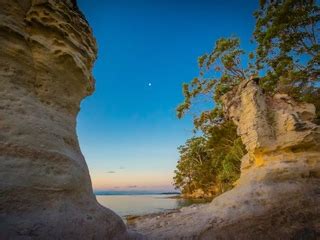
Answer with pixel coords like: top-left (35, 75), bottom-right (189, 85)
top-left (205, 121), bottom-right (245, 192)
top-left (173, 122), bottom-right (246, 197)
top-left (254, 0), bottom-right (320, 122)
top-left (176, 38), bottom-right (257, 132)
top-left (173, 136), bottom-right (213, 195)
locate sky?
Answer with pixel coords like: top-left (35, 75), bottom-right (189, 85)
top-left (76, 0), bottom-right (258, 192)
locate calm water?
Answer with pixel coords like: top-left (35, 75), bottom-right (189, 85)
top-left (96, 194), bottom-right (206, 217)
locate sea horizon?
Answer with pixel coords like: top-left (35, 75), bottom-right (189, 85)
top-left (95, 192), bottom-right (205, 217)
top-left (94, 190), bottom-right (180, 196)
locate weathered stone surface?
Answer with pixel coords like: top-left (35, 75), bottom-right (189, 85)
top-left (130, 80), bottom-right (320, 239)
top-left (0, 1), bottom-right (139, 239)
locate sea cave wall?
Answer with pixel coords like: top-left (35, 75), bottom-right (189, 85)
top-left (0, 1), bottom-right (137, 239)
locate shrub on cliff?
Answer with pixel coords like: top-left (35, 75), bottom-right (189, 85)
top-left (254, 0), bottom-right (320, 123)
top-left (173, 121), bottom-right (246, 197)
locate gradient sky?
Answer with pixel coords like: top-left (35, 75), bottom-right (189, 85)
top-left (76, 0), bottom-right (258, 191)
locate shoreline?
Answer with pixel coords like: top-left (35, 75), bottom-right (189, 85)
top-left (125, 207), bottom-right (181, 229)
top-left (97, 193), bottom-right (213, 224)
top-left (125, 202), bottom-right (211, 234)
top-left (125, 198), bottom-right (211, 228)
top-left (166, 194), bottom-right (213, 200)
top-left (125, 208), bottom-right (180, 224)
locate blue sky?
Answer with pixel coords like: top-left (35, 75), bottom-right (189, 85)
top-left (77, 0), bottom-right (258, 191)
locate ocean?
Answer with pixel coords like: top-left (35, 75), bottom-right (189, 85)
top-left (95, 191), bottom-right (207, 217)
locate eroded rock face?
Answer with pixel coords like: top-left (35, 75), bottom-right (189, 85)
top-left (222, 80), bottom-right (320, 178)
top-left (0, 1), bottom-right (135, 239)
top-left (131, 80), bottom-right (320, 239)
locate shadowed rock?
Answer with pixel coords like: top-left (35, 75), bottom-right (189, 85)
top-left (0, 1), bottom-right (141, 239)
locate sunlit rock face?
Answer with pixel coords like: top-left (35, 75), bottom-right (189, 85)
top-left (0, 1), bottom-right (136, 239)
top-left (223, 80), bottom-right (320, 178)
top-left (131, 80), bottom-right (320, 239)
top-left (208, 79), bottom-right (320, 238)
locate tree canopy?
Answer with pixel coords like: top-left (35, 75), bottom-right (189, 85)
top-left (173, 122), bottom-right (245, 197)
top-left (255, 0), bottom-right (320, 121)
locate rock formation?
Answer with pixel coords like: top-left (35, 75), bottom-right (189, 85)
top-left (0, 1), bottom-right (138, 239)
top-left (130, 80), bottom-right (320, 239)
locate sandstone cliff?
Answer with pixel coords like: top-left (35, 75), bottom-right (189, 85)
top-left (0, 1), bottom-right (137, 239)
top-left (130, 80), bottom-right (320, 239)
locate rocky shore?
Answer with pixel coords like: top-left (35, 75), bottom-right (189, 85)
top-left (126, 204), bottom-right (207, 231)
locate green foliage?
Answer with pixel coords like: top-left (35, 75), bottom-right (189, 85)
top-left (176, 37), bottom-right (257, 131)
top-left (173, 122), bottom-right (246, 196)
top-left (173, 136), bottom-right (212, 194)
top-left (254, 0), bottom-right (320, 121)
